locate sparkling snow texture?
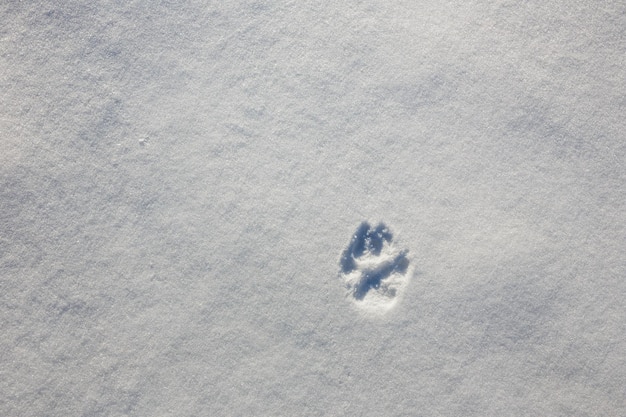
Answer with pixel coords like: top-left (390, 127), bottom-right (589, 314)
top-left (1, 1), bottom-right (625, 415)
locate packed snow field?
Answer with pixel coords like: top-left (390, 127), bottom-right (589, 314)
top-left (1, 1), bottom-right (625, 415)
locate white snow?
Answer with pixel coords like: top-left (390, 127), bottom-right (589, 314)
top-left (1, 1), bottom-right (625, 416)
top-left (339, 221), bottom-right (412, 312)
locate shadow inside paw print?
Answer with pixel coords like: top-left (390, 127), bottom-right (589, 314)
top-left (340, 221), bottom-right (410, 302)
top-left (340, 222), bottom-right (392, 273)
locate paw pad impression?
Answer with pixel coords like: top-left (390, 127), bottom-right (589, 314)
top-left (340, 221), bottom-right (411, 311)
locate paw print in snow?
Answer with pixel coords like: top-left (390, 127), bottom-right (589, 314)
top-left (340, 222), bottom-right (411, 310)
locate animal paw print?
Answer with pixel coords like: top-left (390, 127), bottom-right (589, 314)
top-left (340, 222), bottom-right (411, 309)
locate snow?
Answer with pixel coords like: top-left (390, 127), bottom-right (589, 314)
top-left (340, 221), bottom-right (412, 311)
top-left (1, 1), bottom-right (625, 415)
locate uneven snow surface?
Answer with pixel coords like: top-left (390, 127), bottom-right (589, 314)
top-left (1, 1), bottom-right (625, 416)
top-left (340, 221), bottom-right (412, 311)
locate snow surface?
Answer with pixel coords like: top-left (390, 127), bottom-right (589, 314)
top-left (1, 1), bottom-right (625, 415)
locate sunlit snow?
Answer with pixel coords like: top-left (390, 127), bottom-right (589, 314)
top-left (1, 1), bottom-right (625, 415)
